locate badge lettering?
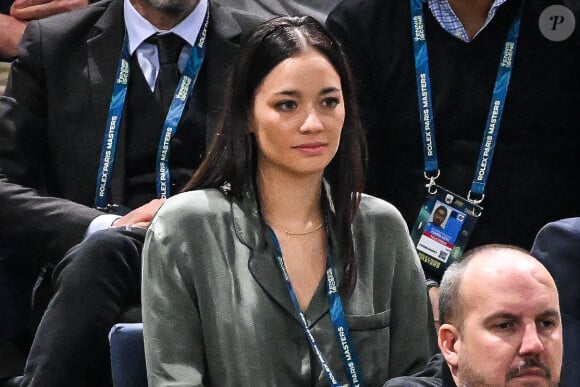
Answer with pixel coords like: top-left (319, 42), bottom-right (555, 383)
top-left (418, 252), bottom-right (442, 269)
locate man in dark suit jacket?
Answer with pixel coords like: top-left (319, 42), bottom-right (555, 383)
top-left (0, 0), bottom-right (265, 384)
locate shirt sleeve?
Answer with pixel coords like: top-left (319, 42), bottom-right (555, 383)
top-left (84, 214), bottom-right (121, 238)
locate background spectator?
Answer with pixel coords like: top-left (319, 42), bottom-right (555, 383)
top-left (327, 0), bottom-right (580, 252)
top-left (0, 0), bottom-right (263, 383)
top-left (386, 244), bottom-right (563, 386)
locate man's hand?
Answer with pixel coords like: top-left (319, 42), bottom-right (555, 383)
top-left (0, 14), bottom-right (27, 59)
top-left (1, 0), bottom-right (90, 60)
top-left (111, 199), bottom-right (166, 229)
top-left (10, 0), bottom-right (89, 21)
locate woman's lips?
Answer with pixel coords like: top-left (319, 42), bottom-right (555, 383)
top-left (294, 142), bottom-right (327, 155)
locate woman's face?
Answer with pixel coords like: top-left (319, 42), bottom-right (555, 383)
top-left (250, 48), bottom-right (345, 178)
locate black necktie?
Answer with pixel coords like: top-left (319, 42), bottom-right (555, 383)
top-left (147, 33), bottom-right (185, 112)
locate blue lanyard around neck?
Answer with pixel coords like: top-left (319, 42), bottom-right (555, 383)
top-left (267, 228), bottom-right (363, 387)
top-left (410, 0), bottom-right (524, 202)
top-left (93, 10), bottom-right (209, 210)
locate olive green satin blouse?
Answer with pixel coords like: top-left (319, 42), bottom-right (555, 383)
top-left (142, 188), bottom-right (435, 386)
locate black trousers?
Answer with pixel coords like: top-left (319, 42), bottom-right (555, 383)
top-left (0, 259), bottom-right (36, 379)
top-left (21, 227), bottom-right (146, 387)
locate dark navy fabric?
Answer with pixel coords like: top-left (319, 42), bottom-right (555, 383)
top-left (531, 217), bottom-right (580, 387)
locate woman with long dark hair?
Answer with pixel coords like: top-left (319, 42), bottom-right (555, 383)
top-left (142, 15), bottom-right (434, 386)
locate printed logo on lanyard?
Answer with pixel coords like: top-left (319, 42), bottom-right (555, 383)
top-left (93, 10), bottom-right (209, 211)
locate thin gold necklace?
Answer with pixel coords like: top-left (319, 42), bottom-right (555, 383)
top-left (284, 223), bottom-right (324, 236)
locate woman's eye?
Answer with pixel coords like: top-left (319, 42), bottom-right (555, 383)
top-left (275, 100), bottom-right (297, 111)
top-left (322, 97), bottom-right (340, 108)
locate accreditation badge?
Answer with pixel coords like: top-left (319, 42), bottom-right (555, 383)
top-left (410, 185), bottom-right (482, 281)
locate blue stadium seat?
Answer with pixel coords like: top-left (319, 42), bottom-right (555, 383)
top-left (108, 323), bottom-right (147, 387)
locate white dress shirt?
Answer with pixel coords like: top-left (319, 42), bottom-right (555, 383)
top-left (124, 0), bottom-right (208, 90)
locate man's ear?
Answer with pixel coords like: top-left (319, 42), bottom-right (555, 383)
top-left (439, 323), bottom-right (460, 368)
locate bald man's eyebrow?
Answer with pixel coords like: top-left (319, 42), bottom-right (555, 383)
top-left (483, 312), bottom-right (520, 325)
top-left (537, 309), bottom-right (560, 321)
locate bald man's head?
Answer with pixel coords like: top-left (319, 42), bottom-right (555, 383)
top-left (438, 244), bottom-right (562, 386)
top-left (439, 244), bottom-right (557, 327)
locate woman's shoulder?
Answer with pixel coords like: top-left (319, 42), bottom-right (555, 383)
top-left (358, 193), bottom-right (404, 217)
top-left (154, 189), bottom-right (230, 224)
top-left (355, 194), bottom-right (410, 233)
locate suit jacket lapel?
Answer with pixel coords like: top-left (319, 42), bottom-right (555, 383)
top-left (203, 3), bottom-right (239, 145)
top-left (86, 0), bottom-right (126, 204)
top-left (86, 0), bottom-right (125, 121)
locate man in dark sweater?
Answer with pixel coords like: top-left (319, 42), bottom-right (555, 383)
top-left (385, 244), bottom-right (563, 386)
top-left (327, 0), bottom-right (580, 257)
top-left (328, 0), bottom-right (580, 334)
